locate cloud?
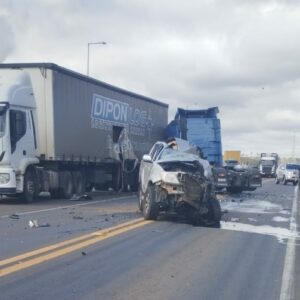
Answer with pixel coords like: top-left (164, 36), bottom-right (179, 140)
top-left (1, 0), bottom-right (300, 158)
top-left (0, 15), bottom-right (14, 62)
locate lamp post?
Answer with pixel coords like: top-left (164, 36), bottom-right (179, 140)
top-left (87, 41), bottom-right (106, 76)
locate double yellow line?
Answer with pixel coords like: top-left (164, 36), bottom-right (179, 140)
top-left (0, 218), bottom-right (152, 278)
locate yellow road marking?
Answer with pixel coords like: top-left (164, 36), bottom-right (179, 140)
top-left (0, 218), bottom-right (152, 277)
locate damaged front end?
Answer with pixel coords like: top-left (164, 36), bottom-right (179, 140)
top-left (154, 160), bottom-right (216, 218)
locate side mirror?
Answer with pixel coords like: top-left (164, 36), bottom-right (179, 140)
top-left (142, 154), bottom-right (152, 163)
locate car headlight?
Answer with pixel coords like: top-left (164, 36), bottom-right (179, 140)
top-left (162, 172), bottom-right (180, 184)
top-left (0, 173), bottom-right (10, 184)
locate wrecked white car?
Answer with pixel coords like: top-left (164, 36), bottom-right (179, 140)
top-left (138, 140), bottom-right (221, 225)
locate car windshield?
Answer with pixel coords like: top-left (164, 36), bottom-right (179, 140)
top-left (261, 160), bottom-right (274, 166)
top-left (286, 164), bottom-right (300, 170)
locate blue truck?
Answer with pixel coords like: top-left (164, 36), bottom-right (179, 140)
top-left (165, 107), bottom-right (261, 193)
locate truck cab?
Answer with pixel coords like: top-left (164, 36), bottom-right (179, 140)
top-left (259, 153), bottom-right (279, 177)
top-left (0, 71), bottom-right (39, 200)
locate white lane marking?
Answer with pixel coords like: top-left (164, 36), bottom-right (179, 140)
top-left (280, 185), bottom-right (298, 300)
top-left (0, 195), bottom-right (134, 219)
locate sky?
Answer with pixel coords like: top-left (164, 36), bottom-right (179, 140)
top-left (1, 0), bottom-right (300, 158)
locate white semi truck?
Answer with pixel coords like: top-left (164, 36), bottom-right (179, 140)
top-left (259, 153), bottom-right (279, 177)
top-left (0, 63), bottom-right (168, 202)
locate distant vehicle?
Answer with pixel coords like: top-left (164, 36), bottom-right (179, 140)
top-left (259, 153), bottom-right (279, 177)
top-left (275, 163), bottom-right (299, 185)
top-left (138, 139), bottom-right (221, 225)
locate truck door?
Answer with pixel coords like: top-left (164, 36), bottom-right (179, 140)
top-left (9, 108), bottom-right (36, 170)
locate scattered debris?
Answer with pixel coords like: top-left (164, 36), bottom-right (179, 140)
top-left (28, 220), bottom-right (39, 228)
top-left (39, 223), bottom-right (51, 227)
top-left (81, 251), bottom-right (87, 256)
top-left (70, 194), bottom-right (92, 201)
top-left (28, 220), bottom-right (50, 228)
top-left (222, 209), bottom-right (229, 214)
top-left (9, 214), bottom-right (20, 220)
top-left (104, 218), bottom-right (109, 222)
top-left (73, 216), bottom-right (84, 220)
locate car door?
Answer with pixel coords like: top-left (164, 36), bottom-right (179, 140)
top-left (140, 143), bottom-right (164, 192)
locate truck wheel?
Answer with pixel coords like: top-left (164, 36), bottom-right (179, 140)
top-left (275, 176), bottom-right (279, 184)
top-left (293, 181), bottom-right (298, 186)
top-left (21, 169), bottom-right (37, 203)
top-left (73, 172), bottom-right (85, 195)
top-left (61, 172), bottom-right (73, 199)
top-left (85, 183), bottom-right (94, 192)
top-left (142, 184), bottom-right (159, 220)
top-left (50, 189), bottom-right (61, 199)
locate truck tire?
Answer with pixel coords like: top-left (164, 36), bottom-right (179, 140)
top-left (293, 181), bottom-right (298, 186)
top-left (61, 172), bottom-right (73, 199)
top-left (20, 168), bottom-right (37, 203)
top-left (73, 172), bottom-right (85, 195)
top-left (142, 184), bottom-right (159, 220)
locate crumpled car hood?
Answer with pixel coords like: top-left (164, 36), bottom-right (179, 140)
top-left (156, 152), bottom-right (212, 178)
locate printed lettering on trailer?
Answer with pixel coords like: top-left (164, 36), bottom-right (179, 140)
top-left (91, 94), bottom-right (153, 136)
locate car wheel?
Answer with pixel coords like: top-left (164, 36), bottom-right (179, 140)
top-left (283, 176), bottom-right (287, 185)
top-left (138, 185), bottom-right (144, 211)
top-left (201, 198), bottom-right (222, 227)
top-left (275, 176), bottom-right (279, 184)
top-left (142, 184), bottom-right (159, 220)
top-left (293, 181), bottom-right (298, 186)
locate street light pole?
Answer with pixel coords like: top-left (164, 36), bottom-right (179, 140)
top-left (87, 41), bottom-right (106, 76)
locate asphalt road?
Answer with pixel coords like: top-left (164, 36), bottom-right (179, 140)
top-left (0, 179), bottom-right (299, 300)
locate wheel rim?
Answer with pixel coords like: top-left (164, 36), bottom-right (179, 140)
top-left (26, 179), bottom-right (35, 195)
top-left (144, 193), bottom-right (150, 213)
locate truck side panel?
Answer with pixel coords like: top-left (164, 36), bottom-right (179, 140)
top-left (52, 69), bottom-right (168, 161)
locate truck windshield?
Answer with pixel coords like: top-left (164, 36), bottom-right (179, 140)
top-left (261, 160), bottom-right (274, 166)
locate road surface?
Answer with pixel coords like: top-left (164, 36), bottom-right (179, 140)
top-left (0, 179), bottom-right (299, 300)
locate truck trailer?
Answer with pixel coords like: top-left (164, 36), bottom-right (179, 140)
top-left (0, 63), bottom-right (168, 202)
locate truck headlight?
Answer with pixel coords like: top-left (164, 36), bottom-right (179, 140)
top-left (0, 173), bottom-right (10, 184)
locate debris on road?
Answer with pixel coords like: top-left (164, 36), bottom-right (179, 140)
top-left (9, 214), bottom-right (20, 220)
top-left (81, 251), bottom-right (87, 256)
top-left (28, 220), bottom-right (39, 228)
top-left (70, 194), bottom-right (93, 201)
top-left (28, 220), bottom-right (51, 228)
